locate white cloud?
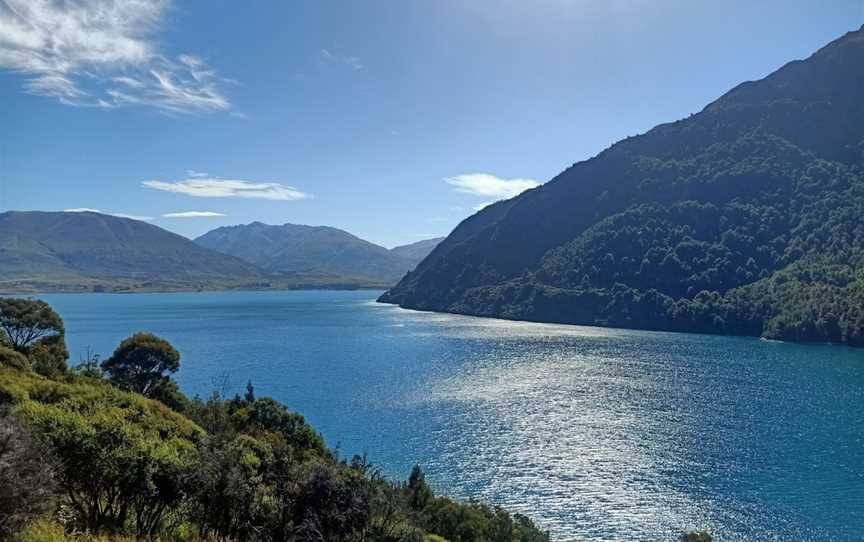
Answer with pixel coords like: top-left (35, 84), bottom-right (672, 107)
top-left (445, 173), bottom-right (540, 199)
top-left (186, 170), bottom-right (209, 178)
top-left (0, 0), bottom-right (232, 114)
top-left (318, 48), bottom-right (363, 70)
top-left (162, 211), bottom-right (226, 218)
top-left (143, 177), bottom-right (311, 201)
top-left (64, 208), bottom-right (152, 221)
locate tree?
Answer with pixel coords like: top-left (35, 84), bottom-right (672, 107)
top-left (245, 379), bottom-right (256, 403)
top-left (0, 298), bottom-right (68, 375)
top-left (408, 464), bottom-right (432, 511)
top-left (0, 298), bottom-right (65, 353)
top-left (0, 410), bottom-right (59, 539)
top-left (101, 333), bottom-right (180, 397)
top-left (73, 347), bottom-right (104, 379)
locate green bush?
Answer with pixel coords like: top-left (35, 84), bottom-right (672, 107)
top-left (0, 345), bottom-right (30, 371)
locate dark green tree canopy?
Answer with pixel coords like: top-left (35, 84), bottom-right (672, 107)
top-left (0, 298), bottom-right (64, 353)
top-left (102, 333), bottom-right (181, 397)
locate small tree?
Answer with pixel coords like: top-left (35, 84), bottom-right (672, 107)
top-left (407, 464), bottom-right (432, 511)
top-left (73, 347), bottom-right (104, 379)
top-left (0, 298), bottom-right (65, 353)
top-left (102, 333), bottom-right (180, 397)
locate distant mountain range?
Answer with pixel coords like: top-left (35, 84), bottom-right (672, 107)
top-left (381, 26), bottom-right (864, 346)
top-left (388, 237), bottom-right (445, 268)
top-left (0, 211), bottom-right (441, 293)
top-left (195, 222), bottom-right (443, 284)
top-left (0, 211), bottom-right (266, 292)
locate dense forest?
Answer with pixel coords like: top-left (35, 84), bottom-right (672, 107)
top-left (381, 26), bottom-right (864, 346)
top-left (0, 298), bottom-right (549, 542)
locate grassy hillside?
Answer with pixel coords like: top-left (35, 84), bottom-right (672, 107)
top-left (381, 26), bottom-right (864, 346)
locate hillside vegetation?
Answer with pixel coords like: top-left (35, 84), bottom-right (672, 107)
top-left (0, 298), bottom-right (548, 542)
top-left (381, 26), bottom-right (864, 346)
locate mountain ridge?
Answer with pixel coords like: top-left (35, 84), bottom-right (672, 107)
top-left (195, 222), bottom-right (442, 285)
top-left (380, 25), bottom-right (864, 346)
top-left (0, 210), bottom-right (270, 291)
top-left (0, 212), bottom-right (397, 292)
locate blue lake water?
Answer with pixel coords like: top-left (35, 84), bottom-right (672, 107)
top-left (38, 289), bottom-right (864, 541)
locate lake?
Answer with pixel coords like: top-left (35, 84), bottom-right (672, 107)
top-left (39, 290), bottom-right (864, 541)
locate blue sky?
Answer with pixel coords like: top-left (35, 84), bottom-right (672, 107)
top-left (0, 1), bottom-right (861, 247)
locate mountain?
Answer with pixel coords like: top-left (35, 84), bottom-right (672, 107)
top-left (381, 26), bottom-right (864, 346)
top-left (389, 237), bottom-right (445, 268)
top-left (196, 223), bottom-right (439, 285)
top-left (0, 211), bottom-right (269, 292)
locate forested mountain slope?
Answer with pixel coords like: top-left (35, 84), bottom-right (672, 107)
top-left (381, 26), bottom-right (864, 345)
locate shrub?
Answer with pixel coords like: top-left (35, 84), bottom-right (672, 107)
top-left (0, 411), bottom-right (59, 540)
top-left (0, 346), bottom-right (29, 371)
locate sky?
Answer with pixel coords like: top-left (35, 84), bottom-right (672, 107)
top-left (0, 1), bottom-right (862, 247)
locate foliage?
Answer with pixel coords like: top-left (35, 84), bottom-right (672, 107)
top-left (72, 349), bottom-right (104, 379)
top-left (28, 335), bottom-right (70, 379)
top-left (0, 366), bottom-right (203, 536)
top-left (0, 411), bottom-right (59, 540)
top-left (408, 464), bottom-right (432, 511)
top-left (0, 298), bottom-right (68, 375)
top-left (101, 333), bottom-right (180, 398)
top-left (0, 345), bottom-right (30, 371)
top-left (0, 298), bottom-right (64, 352)
top-left (12, 521), bottom-right (68, 542)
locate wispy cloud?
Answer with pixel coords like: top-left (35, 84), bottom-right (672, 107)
top-left (143, 177), bottom-right (311, 201)
top-left (64, 208), bottom-right (152, 221)
top-left (318, 48), bottom-right (363, 70)
top-left (186, 170), bottom-right (209, 178)
top-left (162, 211), bottom-right (226, 218)
top-left (0, 0), bottom-right (233, 114)
top-left (445, 173), bottom-right (540, 199)
top-left (473, 202), bottom-right (496, 211)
